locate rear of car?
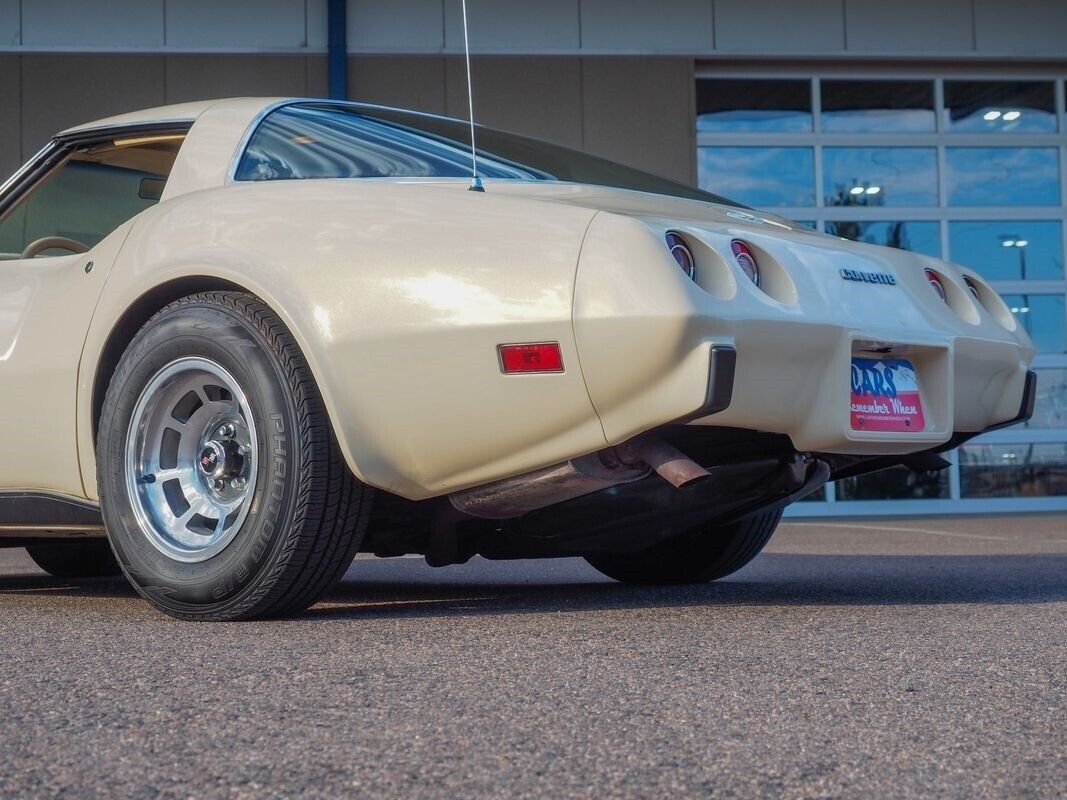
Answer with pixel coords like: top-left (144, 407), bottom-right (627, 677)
top-left (572, 208), bottom-right (1034, 453)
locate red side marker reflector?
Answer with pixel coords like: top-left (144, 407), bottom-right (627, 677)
top-left (498, 342), bottom-right (564, 374)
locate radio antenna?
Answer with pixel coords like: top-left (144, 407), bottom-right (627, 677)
top-left (460, 0), bottom-right (483, 192)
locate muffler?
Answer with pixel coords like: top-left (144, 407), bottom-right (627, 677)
top-left (449, 435), bottom-right (710, 520)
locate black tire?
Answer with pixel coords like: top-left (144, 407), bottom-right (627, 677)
top-left (97, 291), bottom-right (369, 621)
top-left (584, 508), bottom-right (782, 585)
top-left (25, 540), bottom-right (121, 578)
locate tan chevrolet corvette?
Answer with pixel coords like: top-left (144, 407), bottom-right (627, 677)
top-left (0, 98), bottom-right (1035, 620)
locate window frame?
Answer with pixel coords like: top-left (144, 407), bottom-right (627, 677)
top-left (0, 121), bottom-right (193, 253)
top-left (0, 141), bottom-right (67, 223)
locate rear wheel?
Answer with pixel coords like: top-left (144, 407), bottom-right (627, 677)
top-left (25, 540), bottom-right (120, 578)
top-left (584, 508), bottom-right (782, 585)
top-left (97, 291), bottom-right (369, 621)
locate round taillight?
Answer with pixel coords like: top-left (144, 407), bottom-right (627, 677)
top-left (665, 232), bottom-right (696, 280)
top-left (963, 276), bottom-right (981, 301)
top-left (925, 269), bottom-right (947, 302)
top-left (730, 240), bottom-right (760, 287)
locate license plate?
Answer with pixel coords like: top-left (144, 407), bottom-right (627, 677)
top-left (850, 357), bottom-right (926, 432)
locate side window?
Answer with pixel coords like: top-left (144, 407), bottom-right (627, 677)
top-left (234, 105), bottom-right (541, 182)
top-left (0, 132), bottom-right (186, 259)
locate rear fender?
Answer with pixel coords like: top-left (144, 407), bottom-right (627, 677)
top-left (79, 181), bottom-right (607, 500)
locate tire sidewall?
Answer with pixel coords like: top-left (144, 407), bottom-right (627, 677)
top-left (98, 300), bottom-right (305, 617)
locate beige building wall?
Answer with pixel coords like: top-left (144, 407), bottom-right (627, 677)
top-left (0, 54), bottom-right (697, 185)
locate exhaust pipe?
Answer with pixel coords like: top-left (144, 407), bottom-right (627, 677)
top-left (449, 435), bottom-right (710, 520)
top-left (615, 435), bottom-right (712, 489)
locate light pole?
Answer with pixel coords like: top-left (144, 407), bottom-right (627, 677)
top-left (999, 234), bottom-right (1029, 280)
top-left (999, 234), bottom-right (1033, 340)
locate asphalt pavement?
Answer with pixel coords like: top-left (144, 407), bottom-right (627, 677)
top-left (1, 514), bottom-right (1064, 799)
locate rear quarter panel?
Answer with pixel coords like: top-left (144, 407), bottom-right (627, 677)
top-left (78, 180), bottom-right (606, 500)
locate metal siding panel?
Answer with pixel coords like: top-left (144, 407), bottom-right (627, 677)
top-left (20, 55), bottom-right (165, 148)
top-left (581, 0), bottom-right (712, 53)
top-left (165, 0), bottom-right (309, 49)
top-left (581, 57), bottom-right (694, 184)
top-left (443, 0), bottom-right (580, 52)
top-left (307, 0), bottom-right (329, 49)
top-left (0, 55), bottom-right (19, 175)
top-left (164, 55), bottom-right (309, 104)
top-left (0, 0), bottom-right (19, 47)
top-left (347, 56), bottom-right (447, 115)
top-left (845, 0), bottom-right (974, 53)
top-left (307, 55), bottom-right (329, 98)
top-left (974, 0), bottom-right (1067, 55)
top-left (348, 0), bottom-right (444, 51)
top-left (714, 0), bottom-right (845, 53)
top-left (21, 0), bottom-right (163, 48)
top-left (444, 57), bottom-right (583, 148)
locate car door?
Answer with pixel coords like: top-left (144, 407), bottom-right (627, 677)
top-left (0, 131), bottom-right (186, 498)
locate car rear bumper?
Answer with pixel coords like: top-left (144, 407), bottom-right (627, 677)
top-left (573, 212), bottom-right (1037, 457)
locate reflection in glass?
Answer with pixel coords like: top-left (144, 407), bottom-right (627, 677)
top-left (821, 80), bottom-right (935, 133)
top-left (827, 220), bottom-right (940, 256)
top-left (948, 221), bottom-right (1063, 280)
top-left (999, 294), bottom-right (1066, 353)
top-left (1027, 369), bottom-right (1067, 430)
top-left (945, 148), bottom-right (1060, 206)
top-left (237, 105), bottom-right (543, 182)
top-left (823, 148), bottom-right (938, 207)
top-left (944, 81), bottom-right (1057, 133)
top-left (696, 79), bottom-right (812, 133)
top-left (698, 147), bottom-right (815, 207)
top-left (960, 443), bottom-right (1067, 497)
top-left (836, 466), bottom-right (950, 500)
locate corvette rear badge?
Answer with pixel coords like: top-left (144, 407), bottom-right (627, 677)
top-left (839, 268), bottom-right (897, 286)
top-left (726, 210), bottom-right (766, 224)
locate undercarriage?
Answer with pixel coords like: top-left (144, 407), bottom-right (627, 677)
top-left (361, 369), bottom-right (1035, 567)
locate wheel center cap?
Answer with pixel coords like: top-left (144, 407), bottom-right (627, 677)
top-left (198, 441), bottom-right (227, 478)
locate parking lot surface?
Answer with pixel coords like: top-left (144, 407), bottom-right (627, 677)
top-left (1, 514), bottom-right (1064, 799)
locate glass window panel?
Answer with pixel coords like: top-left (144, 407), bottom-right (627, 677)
top-left (827, 220), bottom-right (941, 257)
top-left (698, 147), bottom-right (814, 207)
top-left (0, 137), bottom-right (183, 257)
top-left (960, 443), bottom-right (1067, 497)
top-left (1026, 368), bottom-right (1067, 430)
top-left (823, 147), bottom-right (938, 207)
top-left (236, 104), bottom-right (741, 206)
top-left (1000, 294), bottom-right (1066, 353)
top-left (696, 79), bottom-right (812, 133)
top-left (945, 148), bottom-right (1060, 206)
top-left (836, 465), bottom-right (950, 500)
top-left (948, 221), bottom-right (1063, 281)
top-left (236, 105), bottom-right (540, 182)
top-left (944, 81), bottom-right (1057, 133)
top-left (821, 80), bottom-right (935, 133)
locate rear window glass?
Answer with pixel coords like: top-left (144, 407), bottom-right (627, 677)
top-left (234, 103), bottom-right (740, 207)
